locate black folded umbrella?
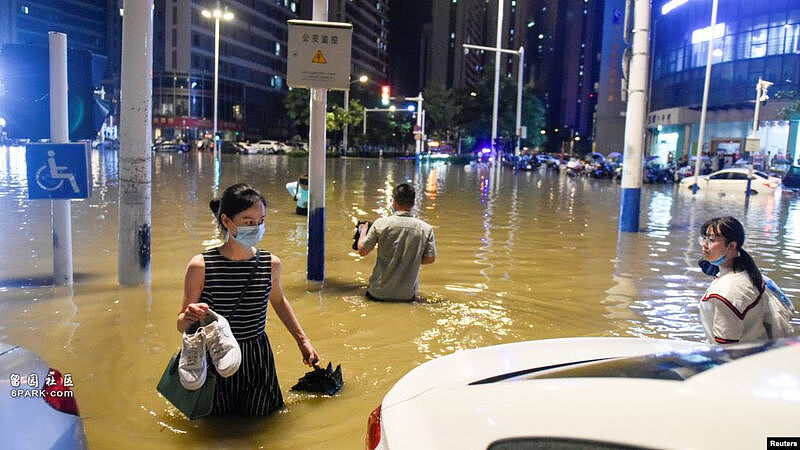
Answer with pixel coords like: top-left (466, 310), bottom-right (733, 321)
top-left (291, 362), bottom-right (343, 396)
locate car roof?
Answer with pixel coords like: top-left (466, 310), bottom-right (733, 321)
top-left (380, 338), bottom-right (800, 449)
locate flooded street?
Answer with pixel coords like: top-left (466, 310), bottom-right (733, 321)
top-left (1, 148), bottom-right (798, 448)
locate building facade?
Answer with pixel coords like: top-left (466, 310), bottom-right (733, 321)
top-left (525, 0), bottom-right (603, 153)
top-left (0, 0), bottom-right (110, 55)
top-left (647, 0), bottom-right (800, 166)
top-left (426, 0), bottom-right (488, 91)
top-left (596, 0), bottom-right (800, 165)
top-left (326, 0), bottom-right (390, 85)
top-left (152, 0), bottom-right (301, 141)
top-left (594, 0), bottom-right (627, 154)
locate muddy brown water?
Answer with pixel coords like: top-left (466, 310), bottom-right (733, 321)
top-left (1, 148), bottom-right (798, 448)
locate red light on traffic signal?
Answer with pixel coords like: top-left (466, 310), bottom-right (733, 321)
top-left (381, 85), bottom-right (391, 105)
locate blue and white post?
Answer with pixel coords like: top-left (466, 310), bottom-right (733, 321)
top-left (307, 0), bottom-right (328, 281)
top-left (618, 0), bottom-right (650, 233)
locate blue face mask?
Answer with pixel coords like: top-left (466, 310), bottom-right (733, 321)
top-left (708, 253), bottom-right (726, 267)
top-left (698, 253), bottom-right (727, 277)
top-left (230, 223), bottom-right (264, 248)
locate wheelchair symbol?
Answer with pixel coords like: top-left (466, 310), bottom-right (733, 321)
top-left (35, 150), bottom-right (80, 193)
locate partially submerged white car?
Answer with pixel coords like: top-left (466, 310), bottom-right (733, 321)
top-left (367, 337), bottom-right (800, 450)
top-left (679, 168), bottom-right (781, 194)
top-left (0, 342), bottom-right (87, 449)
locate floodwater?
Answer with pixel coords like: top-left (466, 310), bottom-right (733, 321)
top-left (1, 147), bottom-right (798, 449)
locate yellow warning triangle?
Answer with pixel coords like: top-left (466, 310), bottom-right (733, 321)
top-left (312, 50), bottom-right (327, 64)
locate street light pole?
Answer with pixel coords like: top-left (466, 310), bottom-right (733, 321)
top-left (515, 46), bottom-right (524, 156)
top-left (202, 6), bottom-right (234, 151)
top-left (343, 88), bottom-right (349, 156)
top-left (492, 0), bottom-right (504, 163)
top-left (213, 15), bottom-right (220, 148)
top-left (342, 75), bottom-right (367, 156)
top-left (691, 0), bottom-right (718, 194)
top-left (463, 43), bottom-right (525, 157)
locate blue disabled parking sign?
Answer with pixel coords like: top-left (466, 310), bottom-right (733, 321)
top-left (26, 143), bottom-right (92, 199)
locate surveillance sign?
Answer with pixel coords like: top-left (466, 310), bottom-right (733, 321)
top-left (287, 20), bottom-right (352, 90)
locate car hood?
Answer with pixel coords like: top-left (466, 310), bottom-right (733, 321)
top-left (380, 338), bottom-right (800, 450)
top-left (0, 342), bottom-right (17, 356)
top-left (381, 337), bottom-right (703, 409)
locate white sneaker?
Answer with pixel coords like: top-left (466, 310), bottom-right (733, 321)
top-left (178, 323), bottom-right (207, 390)
top-left (201, 309), bottom-right (242, 378)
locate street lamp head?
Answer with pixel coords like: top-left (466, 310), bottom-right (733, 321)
top-left (201, 9), bottom-right (212, 18)
top-left (574, 136), bottom-right (581, 141)
top-left (223, 11), bottom-right (234, 20)
top-left (213, 9), bottom-right (222, 18)
top-left (407, 105), bottom-right (415, 112)
top-left (389, 105), bottom-right (396, 112)
top-left (358, 75), bottom-right (369, 83)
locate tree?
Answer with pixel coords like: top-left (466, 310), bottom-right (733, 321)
top-left (778, 100), bottom-right (800, 120)
top-left (284, 88), bottom-right (310, 136)
top-left (422, 85), bottom-right (461, 141)
top-left (458, 72), bottom-right (547, 152)
top-left (283, 88), bottom-right (366, 139)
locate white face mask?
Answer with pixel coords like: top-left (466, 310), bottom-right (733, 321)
top-left (229, 223), bottom-right (265, 248)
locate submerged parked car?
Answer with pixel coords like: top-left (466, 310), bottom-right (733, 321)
top-left (0, 342), bottom-right (87, 449)
top-left (367, 337), bottom-right (800, 450)
top-left (782, 165), bottom-right (800, 190)
top-left (220, 141), bottom-right (248, 154)
top-left (679, 167), bottom-right (781, 194)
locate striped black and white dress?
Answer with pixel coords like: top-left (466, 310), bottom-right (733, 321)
top-left (200, 247), bottom-right (284, 416)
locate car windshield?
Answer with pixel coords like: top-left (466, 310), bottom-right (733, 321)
top-left (471, 339), bottom-right (795, 384)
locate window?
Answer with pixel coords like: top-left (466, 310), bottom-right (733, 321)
top-left (750, 28), bottom-right (768, 58)
top-left (709, 172), bottom-right (729, 180)
top-left (784, 24), bottom-right (800, 54)
top-left (513, 339), bottom-right (786, 383)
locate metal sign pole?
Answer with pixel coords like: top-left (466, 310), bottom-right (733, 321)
top-left (307, 0), bottom-right (329, 282)
top-left (49, 32), bottom-right (73, 286)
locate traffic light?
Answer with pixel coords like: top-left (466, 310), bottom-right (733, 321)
top-left (67, 49), bottom-right (110, 140)
top-left (380, 85), bottom-right (390, 106)
top-left (0, 44), bottom-right (109, 140)
top-left (0, 44), bottom-right (49, 139)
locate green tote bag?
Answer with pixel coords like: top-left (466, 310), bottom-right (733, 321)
top-left (156, 351), bottom-right (217, 420)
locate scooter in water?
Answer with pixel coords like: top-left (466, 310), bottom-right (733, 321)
top-left (565, 158), bottom-right (585, 177)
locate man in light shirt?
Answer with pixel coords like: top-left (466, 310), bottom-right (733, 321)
top-left (285, 174), bottom-right (308, 215)
top-left (357, 183), bottom-right (436, 301)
